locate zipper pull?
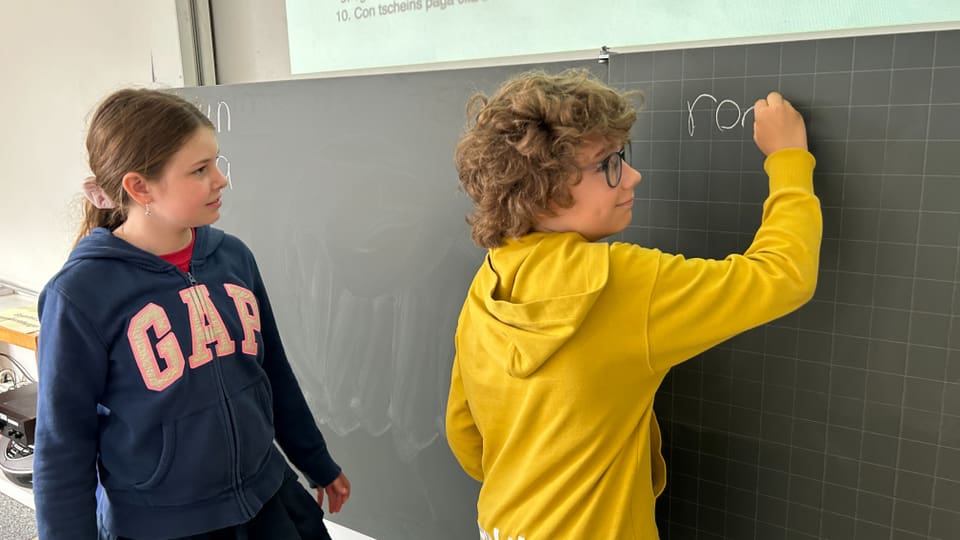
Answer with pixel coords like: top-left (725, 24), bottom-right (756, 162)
top-left (185, 269), bottom-right (213, 340)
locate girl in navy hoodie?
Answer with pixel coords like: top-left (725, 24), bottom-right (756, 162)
top-left (35, 88), bottom-right (350, 540)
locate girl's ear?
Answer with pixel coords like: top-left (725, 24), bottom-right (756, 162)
top-left (121, 173), bottom-right (153, 206)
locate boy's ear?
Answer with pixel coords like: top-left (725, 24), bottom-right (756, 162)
top-left (121, 173), bottom-right (153, 206)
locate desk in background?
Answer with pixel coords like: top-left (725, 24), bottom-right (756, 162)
top-left (0, 286), bottom-right (37, 528)
top-left (0, 288), bottom-right (37, 353)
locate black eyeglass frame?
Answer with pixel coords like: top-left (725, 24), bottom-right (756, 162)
top-left (587, 142), bottom-right (632, 188)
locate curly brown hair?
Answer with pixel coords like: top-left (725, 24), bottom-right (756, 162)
top-left (455, 68), bottom-right (639, 248)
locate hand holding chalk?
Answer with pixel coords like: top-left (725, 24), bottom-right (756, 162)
top-left (752, 91), bottom-right (808, 156)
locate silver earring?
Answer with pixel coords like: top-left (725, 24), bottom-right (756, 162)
top-left (145, 204), bottom-right (152, 216)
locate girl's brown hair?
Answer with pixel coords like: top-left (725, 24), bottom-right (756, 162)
top-left (455, 69), bottom-right (639, 248)
top-left (75, 88), bottom-right (214, 246)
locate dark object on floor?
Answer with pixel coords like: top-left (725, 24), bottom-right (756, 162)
top-left (0, 383), bottom-right (36, 446)
top-left (0, 439), bottom-right (31, 488)
top-left (0, 382), bottom-right (35, 487)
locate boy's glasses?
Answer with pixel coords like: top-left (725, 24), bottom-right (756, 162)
top-left (586, 143), bottom-right (632, 188)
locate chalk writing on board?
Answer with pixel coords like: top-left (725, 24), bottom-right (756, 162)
top-left (195, 100), bottom-right (232, 133)
top-left (334, 0), bottom-right (489, 23)
top-left (686, 93), bottom-right (755, 137)
top-left (216, 154), bottom-right (233, 189)
top-left (192, 99), bottom-right (234, 187)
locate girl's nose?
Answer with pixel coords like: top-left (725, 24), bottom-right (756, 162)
top-left (214, 162), bottom-right (230, 189)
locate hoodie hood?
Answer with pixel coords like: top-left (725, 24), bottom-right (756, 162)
top-left (63, 226), bottom-right (225, 274)
top-left (468, 232), bottom-right (610, 378)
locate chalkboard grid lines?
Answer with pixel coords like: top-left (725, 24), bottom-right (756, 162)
top-left (616, 29), bottom-right (960, 540)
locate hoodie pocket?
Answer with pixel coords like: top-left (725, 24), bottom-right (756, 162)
top-left (131, 424), bottom-right (175, 489)
top-left (99, 417), bottom-right (181, 492)
top-left (230, 377), bottom-right (276, 478)
top-left (101, 405), bottom-right (234, 505)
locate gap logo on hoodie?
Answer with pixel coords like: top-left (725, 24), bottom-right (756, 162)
top-left (127, 283), bottom-right (261, 391)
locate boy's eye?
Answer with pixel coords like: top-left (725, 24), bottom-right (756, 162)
top-left (595, 156), bottom-right (614, 172)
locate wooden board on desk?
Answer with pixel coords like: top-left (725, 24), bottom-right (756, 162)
top-left (0, 296), bottom-right (39, 351)
top-left (0, 326), bottom-right (37, 351)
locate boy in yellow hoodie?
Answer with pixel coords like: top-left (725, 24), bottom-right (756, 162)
top-left (445, 69), bottom-right (821, 539)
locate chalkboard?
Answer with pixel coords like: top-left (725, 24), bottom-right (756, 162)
top-left (178, 28), bottom-right (960, 539)
top-left (616, 30), bottom-right (960, 539)
top-left (177, 59), bottom-right (602, 539)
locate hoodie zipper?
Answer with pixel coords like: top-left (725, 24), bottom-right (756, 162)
top-left (185, 265), bottom-right (254, 517)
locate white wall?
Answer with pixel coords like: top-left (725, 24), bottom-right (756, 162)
top-left (211, 0), bottom-right (292, 84)
top-left (0, 0), bottom-right (183, 515)
top-left (0, 1), bottom-right (184, 292)
top-left (0, 9), bottom-right (375, 538)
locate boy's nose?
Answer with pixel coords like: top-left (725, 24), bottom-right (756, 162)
top-left (622, 163), bottom-right (642, 188)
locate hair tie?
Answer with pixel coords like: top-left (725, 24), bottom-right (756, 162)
top-left (81, 176), bottom-right (117, 209)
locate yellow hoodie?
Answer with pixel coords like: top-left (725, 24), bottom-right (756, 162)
top-left (446, 149), bottom-right (821, 539)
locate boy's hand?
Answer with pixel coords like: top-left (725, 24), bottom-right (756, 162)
top-left (753, 91), bottom-right (808, 156)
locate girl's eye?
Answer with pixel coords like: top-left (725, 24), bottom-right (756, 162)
top-left (194, 166), bottom-right (207, 175)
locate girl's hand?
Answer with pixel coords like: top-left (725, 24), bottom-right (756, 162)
top-left (316, 472), bottom-right (351, 513)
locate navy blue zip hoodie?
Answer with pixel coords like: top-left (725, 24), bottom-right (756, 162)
top-left (34, 226), bottom-right (341, 540)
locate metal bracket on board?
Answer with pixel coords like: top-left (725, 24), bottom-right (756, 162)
top-left (598, 45), bottom-right (613, 64)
